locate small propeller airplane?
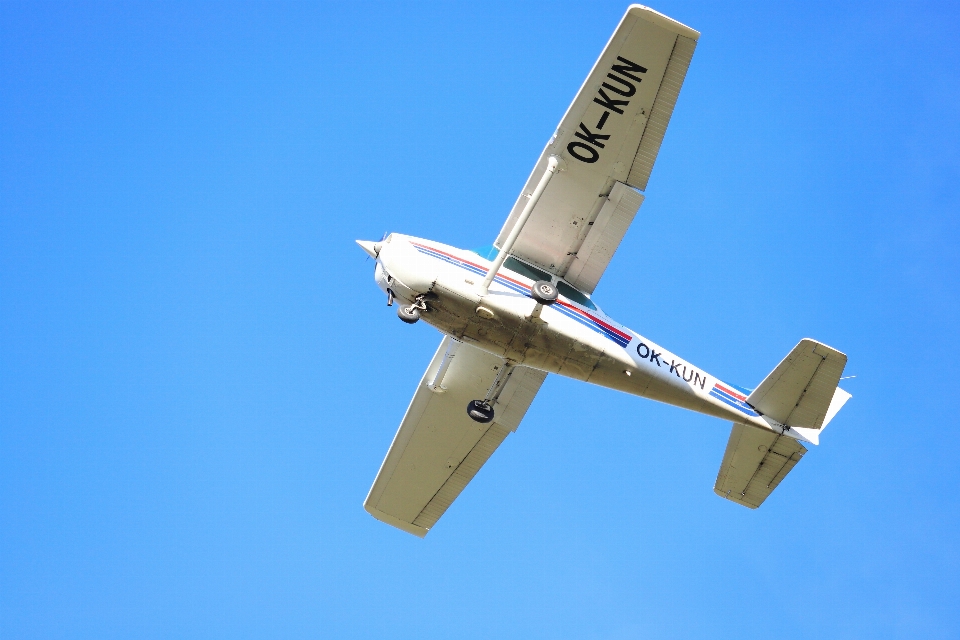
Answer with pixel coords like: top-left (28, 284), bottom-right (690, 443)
top-left (357, 5), bottom-right (850, 537)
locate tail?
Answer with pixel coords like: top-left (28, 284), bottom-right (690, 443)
top-left (791, 386), bottom-right (852, 445)
top-left (714, 339), bottom-right (851, 508)
top-left (748, 338), bottom-right (851, 445)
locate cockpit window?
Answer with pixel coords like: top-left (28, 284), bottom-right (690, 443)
top-left (471, 245), bottom-right (599, 310)
top-left (557, 281), bottom-right (597, 310)
top-left (471, 247), bottom-right (553, 283)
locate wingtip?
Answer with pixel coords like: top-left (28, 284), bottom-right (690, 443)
top-left (628, 5), bottom-right (700, 40)
top-left (363, 502), bottom-right (429, 538)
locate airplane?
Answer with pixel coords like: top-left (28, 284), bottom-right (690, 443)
top-left (357, 5), bottom-right (851, 537)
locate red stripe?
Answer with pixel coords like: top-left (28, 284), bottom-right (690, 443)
top-left (494, 273), bottom-right (528, 288)
top-left (412, 243), bottom-right (528, 288)
top-left (715, 384), bottom-right (746, 401)
top-left (557, 301), bottom-right (632, 340)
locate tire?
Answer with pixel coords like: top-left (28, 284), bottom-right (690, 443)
top-left (466, 400), bottom-right (495, 423)
top-left (531, 280), bottom-right (558, 305)
top-left (397, 304), bottom-right (421, 324)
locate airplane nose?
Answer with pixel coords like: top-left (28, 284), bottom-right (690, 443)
top-left (356, 240), bottom-right (381, 259)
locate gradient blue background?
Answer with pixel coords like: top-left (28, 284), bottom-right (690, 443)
top-left (2, 1), bottom-right (959, 638)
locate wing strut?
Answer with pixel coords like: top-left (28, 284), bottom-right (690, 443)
top-left (478, 155), bottom-right (562, 295)
top-left (427, 338), bottom-right (461, 392)
top-left (482, 363), bottom-right (514, 404)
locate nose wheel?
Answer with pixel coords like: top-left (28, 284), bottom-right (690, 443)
top-left (467, 400), bottom-right (495, 423)
top-left (397, 295), bottom-right (428, 324)
top-left (397, 305), bottom-right (420, 324)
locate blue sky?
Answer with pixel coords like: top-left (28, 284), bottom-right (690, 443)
top-left (2, 1), bottom-right (959, 638)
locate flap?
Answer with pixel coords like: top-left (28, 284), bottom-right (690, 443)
top-left (562, 182), bottom-right (644, 294)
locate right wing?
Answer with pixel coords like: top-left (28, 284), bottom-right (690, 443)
top-left (364, 338), bottom-right (546, 537)
top-left (714, 424), bottom-right (808, 509)
top-left (494, 5), bottom-right (699, 293)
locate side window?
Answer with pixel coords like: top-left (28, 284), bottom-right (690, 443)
top-left (556, 281), bottom-right (597, 310)
top-left (504, 257), bottom-right (552, 283)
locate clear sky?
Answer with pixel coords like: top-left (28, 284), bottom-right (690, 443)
top-left (2, 1), bottom-right (959, 638)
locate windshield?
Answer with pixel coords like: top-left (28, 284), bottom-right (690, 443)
top-left (471, 245), bottom-right (499, 261)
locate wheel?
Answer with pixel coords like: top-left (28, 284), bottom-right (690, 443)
top-left (530, 280), bottom-right (558, 305)
top-left (466, 400), bottom-right (494, 423)
top-left (397, 304), bottom-right (421, 324)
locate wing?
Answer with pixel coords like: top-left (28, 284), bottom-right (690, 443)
top-left (495, 5), bottom-right (699, 293)
top-left (364, 338), bottom-right (547, 537)
top-left (714, 424), bottom-right (808, 509)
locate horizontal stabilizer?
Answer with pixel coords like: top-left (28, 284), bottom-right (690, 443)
top-left (747, 339), bottom-right (847, 430)
top-left (715, 423), bottom-right (807, 508)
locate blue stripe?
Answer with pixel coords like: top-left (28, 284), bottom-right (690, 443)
top-left (494, 276), bottom-right (528, 295)
top-left (416, 247), bottom-right (483, 274)
top-left (415, 246), bottom-right (528, 294)
top-left (709, 389), bottom-right (759, 416)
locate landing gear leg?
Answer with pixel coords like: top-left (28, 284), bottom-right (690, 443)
top-left (466, 362), bottom-right (515, 423)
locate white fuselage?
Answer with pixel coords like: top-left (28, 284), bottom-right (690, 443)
top-left (374, 233), bottom-right (805, 441)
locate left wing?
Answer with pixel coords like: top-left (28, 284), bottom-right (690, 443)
top-left (364, 338), bottom-right (546, 537)
top-left (494, 5), bottom-right (699, 293)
